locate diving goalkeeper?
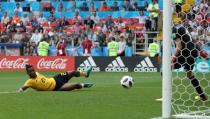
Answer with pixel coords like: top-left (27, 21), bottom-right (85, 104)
top-left (18, 64), bottom-right (93, 92)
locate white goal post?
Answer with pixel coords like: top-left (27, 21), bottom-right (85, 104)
top-left (162, 0), bottom-right (210, 118)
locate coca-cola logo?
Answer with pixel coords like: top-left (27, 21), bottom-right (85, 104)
top-left (0, 58), bottom-right (29, 69)
top-left (37, 58), bottom-right (67, 69)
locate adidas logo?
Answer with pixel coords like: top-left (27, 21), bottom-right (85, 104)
top-left (134, 57), bottom-right (157, 72)
top-left (77, 56), bottom-right (100, 72)
top-left (105, 57), bottom-right (128, 72)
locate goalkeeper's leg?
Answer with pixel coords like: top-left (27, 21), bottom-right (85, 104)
top-left (186, 71), bottom-right (208, 101)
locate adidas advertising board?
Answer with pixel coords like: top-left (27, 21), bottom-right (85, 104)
top-left (134, 57), bottom-right (157, 72)
top-left (75, 56), bottom-right (160, 72)
top-left (77, 56), bottom-right (100, 72)
top-left (105, 57), bottom-right (128, 72)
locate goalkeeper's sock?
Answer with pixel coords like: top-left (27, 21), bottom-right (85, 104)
top-left (189, 76), bottom-right (207, 101)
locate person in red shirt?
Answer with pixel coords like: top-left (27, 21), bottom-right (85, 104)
top-left (56, 39), bottom-right (66, 56)
top-left (81, 35), bottom-right (93, 56)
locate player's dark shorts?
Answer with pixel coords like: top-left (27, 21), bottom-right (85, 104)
top-left (53, 72), bottom-right (70, 91)
top-left (173, 55), bottom-right (196, 71)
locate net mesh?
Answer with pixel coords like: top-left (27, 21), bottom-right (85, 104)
top-left (172, 0), bottom-right (210, 117)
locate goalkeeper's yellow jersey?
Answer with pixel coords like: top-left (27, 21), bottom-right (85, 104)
top-left (24, 72), bottom-right (56, 91)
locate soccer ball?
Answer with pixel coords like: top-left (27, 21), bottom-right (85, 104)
top-left (120, 76), bottom-right (134, 89)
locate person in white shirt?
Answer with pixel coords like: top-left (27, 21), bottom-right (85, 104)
top-left (118, 34), bottom-right (126, 56)
top-left (22, 14), bottom-right (30, 24)
top-left (138, 10), bottom-right (146, 25)
top-left (1, 12), bottom-right (9, 24)
top-left (90, 11), bottom-right (100, 24)
top-left (14, 3), bottom-right (23, 12)
top-left (37, 13), bottom-right (47, 24)
top-left (30, 29), bottom-right (43, 45)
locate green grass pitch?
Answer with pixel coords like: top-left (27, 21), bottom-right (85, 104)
top-left (0, 71), bottom-right (162, 119)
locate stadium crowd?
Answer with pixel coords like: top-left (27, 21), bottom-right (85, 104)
top-left (0, 0), bottom-right (209, 56)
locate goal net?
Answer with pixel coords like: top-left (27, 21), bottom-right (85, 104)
top-left (163, 0), bottom-right (210, 118)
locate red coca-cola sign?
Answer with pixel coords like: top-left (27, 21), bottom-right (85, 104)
top-left (0, 56), bottom-right (75, 71)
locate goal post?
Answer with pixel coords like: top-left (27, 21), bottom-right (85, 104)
top-left (162, 0), bottom-right (172, 118)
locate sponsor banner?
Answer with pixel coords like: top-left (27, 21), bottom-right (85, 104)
top-left (173, 58), bottom-right (210, 72)
top-left (75, 56), bottom-right (160, 72)
top-left (0, 56), bottom-right (75, 71)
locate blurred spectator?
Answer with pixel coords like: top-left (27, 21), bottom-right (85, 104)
top-left (89, 2), bottom-right (97, 13)
top-left (23, 3), bottom-right (32, 12)
top-left (38, 38), bottom-right (50, 56)
top-left (80, 2), bottom-right (89, 11)
top-left (14, 3), bottom-right (23, 12)
top-left (97, 28), bottom-right (106, 47)
top-left (84, 16), bottom-right (95, 29)
top-left (0, 29), bottom-right (12, 43)
top-left (72, 21), bottom-right (82, 35)
top-left (100, 2), bottom-right (111, 11)
top-left (1, 12), bottom-right (9, 25)
top-left (37, 13), bottom-right (47, 24)
top-left (148, 0), bottom-right (160, 31)
top-left (199, 0), bottom-right (208, 13)
top-left (47, 12), bottom-right (56, 23)
top-left (130, 2), bottom-right (140, 11)
top-left (81, 35), bottom-right (93, 56)
top-left (105, 15), bottom-right (114, 29)
top-left (118, 34), bottom-right (126, 56)
top-left (123, 1), bottom-right (132, 11)
top-left (108, 37), bottom-right (118, 56)
top-left (30, 29), bottom-right (42, 45)
top-left (73, 11), bottom-right (82, 22)
top-left (13, 29), bottom-right (24, 43)
top-left (7, 22), bottom-right (17, 33)
top-left (58, 18), bottom-right (69, 28)
top-left (90, 11), bottom-right (100, 23)
top-left (22, 14), bottom-right (30, 24)
top-left (58, 2), bottom-right (64, 12)
top-left (125, 27), bottom-right (135, 46)
top-left (12, 12), bottom-right (21, 24)
top-left (16, 21), bottom-right (26, 32)
top-left (115, 17), bottom-right (125, 29)
top-left (138, 11), bottom-right (146, 25)
top-left (111, 1), bottom-right (119, 11)
top-left (174, 0), bottom-right (182, 13)
top-left (56, 38), bottom-right (66, 56)
top-left (43, 3), bottom-right (55, 12)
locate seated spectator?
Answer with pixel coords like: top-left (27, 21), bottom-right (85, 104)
top-left (90, 11), bottom-right (100, 23)
top-left (1, 12), bottom-right (9, 25)
top-left (31, 18), bottom-right (39, 28)
top-left (58, 2), bottom-right (64, 12)
top-left (89, 2), bottom-right (97, 13)
top-left (38, 38), bottom-right (50, 56)
top-left (84, 16), bottom-right (95, 29)
top-left (7, 22), bottom-right (17, 33)
top-left (37, 13), bottom-right (47, 24)
top-left (14, 3), bottom-right (23, 12)
top-left (81, 34), bottom-right (93, 56)
top-left (43, 3), bottom-right (55, 12)
top-left (13, 29), bottom-right (24, 43)
top-left (118, 34), bottom-right (126, 56)
top-left (73, 11), bottom-right (82, 23)
top-left (16, 21), bottom-right (26, 32)
top-left (122, 1), bottom-right (132, 11)
top-left (22, 14), bottom-right (30, 24)
top-left (100, 2), bottom-right (111, 11)
top-left (58, 18), bottom-right (69, 28)
top-left (130, 2), bottom-right (140, 11)
top-left (23, 3), bottom-right (32, 12)
top-left (30, 29), bottom-right (43, 45)
top-left (47, 12), bottom-right (56, 23)
top-left (105, 15), bottom-right (114, 29)
top-left (80, 2), bottom-right (89, 11)
top-left (12, 12), bottom-right (21, 25)
top-left (115, 17), bottom-right (125, 29)
top-left (111, 1), bottom-right (119, 11)
top-left (56, 38), bottom-right (66, 56)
